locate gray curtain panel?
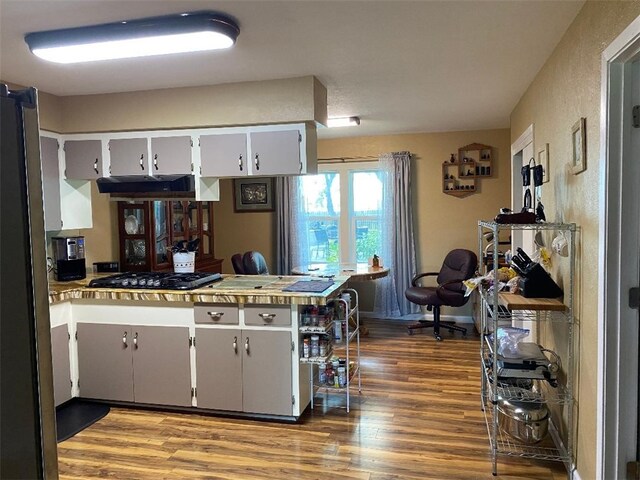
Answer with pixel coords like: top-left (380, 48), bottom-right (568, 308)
top-left (376, 151), bottom-right (419, 316)
top-left (275, 176), bottom-right (291, 276)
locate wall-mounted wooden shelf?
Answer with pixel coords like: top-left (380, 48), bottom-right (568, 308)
top-left (443, 143), bottom-right (493, 197)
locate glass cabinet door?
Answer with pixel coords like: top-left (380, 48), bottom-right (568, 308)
top-left (201, 202), bottom-right (213, 257)
top-left (119, 200), bottom-right (219, 273)
top-left (171, 201), bottom-right (186, 245)
top-left (119, 202), bottom-right (149, 271)
top-left (152, 201), bottom-right (170, 269)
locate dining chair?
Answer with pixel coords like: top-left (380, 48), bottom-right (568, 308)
top-left (231, 253), bottom-right (245, 274)
top-left (242, 251), bottom-right (269, 275)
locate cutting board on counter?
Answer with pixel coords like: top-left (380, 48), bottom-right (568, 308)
top-left (498, 293), bottom-right (567, 312)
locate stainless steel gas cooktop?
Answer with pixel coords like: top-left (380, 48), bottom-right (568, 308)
top-left (87, 272), bottom-right (222, 290)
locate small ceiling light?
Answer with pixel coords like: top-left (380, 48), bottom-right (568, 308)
top-left (24, 11), bottom-right (240, 64)
top-left (327, 116), bottom-right (361, 128)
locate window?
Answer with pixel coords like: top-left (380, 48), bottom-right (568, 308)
top-left (298, 162), bottom-right (382, 263)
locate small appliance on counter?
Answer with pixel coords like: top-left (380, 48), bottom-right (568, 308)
top-left (52, 236), bottom-right (86, 281)
top-left (93, 261), bottom-right (119, 273)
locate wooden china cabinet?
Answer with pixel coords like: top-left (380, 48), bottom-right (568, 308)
top-left (117, 200), bottom-right (223, 273)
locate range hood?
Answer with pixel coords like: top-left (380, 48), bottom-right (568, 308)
top-left (97, 175), bottom-right (195, 196)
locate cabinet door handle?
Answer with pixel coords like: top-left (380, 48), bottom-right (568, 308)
top-left (206, 311), bottom-right (224, 321)
top-left (122, 331), bottom-right (128, 348)
top-left (139, 154), bottom-right (145, 170)
top-left (93, 158), bottom-right (99, 175)
top-left (133, 332), bottom-right (138, 349)
top-left (153, 154), bottom-right (158, 170)
top-left (238, 154), bottom-right (243, 171)
top-left (233, 336), bottom-right (238, 354)
top-left (258, 313), bottom-right (276, 322)
top-left (244, 337), bottom-right (250, 354)
top-left (254, 153), bottom-right (260, 171)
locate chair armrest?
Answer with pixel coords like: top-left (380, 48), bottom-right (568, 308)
top-left (411, 272), bottom-right (439, 287)
top-left (436, 278), bottom-right (466, 296)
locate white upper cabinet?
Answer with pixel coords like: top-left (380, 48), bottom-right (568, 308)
top-left (40, 132), bottom-right (93, 231)
top-left (200, 133), bottom-right (248, 177)
top-left (109, 138), bottom-right (149, 176)
top-left (64, 140), bottom-right (102, 180)
top-left (40, 136), bottom-right (63, 231)
top-left (198, 123), bottom-right (316, 178)
top-left (249, 130), bottom-right (301, 176)
top-left (150, 136), bottom-right (193, 176)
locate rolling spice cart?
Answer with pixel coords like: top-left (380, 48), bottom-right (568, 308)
top-left (299, 288), bottom-right (361, 412)
top-left (477, 221), bottom-right (576, 476)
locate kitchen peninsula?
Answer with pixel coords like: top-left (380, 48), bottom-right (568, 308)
top-left (48, 274), bottom-right (349, 421)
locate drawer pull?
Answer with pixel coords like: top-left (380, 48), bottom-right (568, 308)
top-left (233, 336), bottom-right (238, 353)
top-left (207, 311), bottom-right (224, 320)
top-left (244, 337), bottom-right (250, 354)
top-left (133, 332), bottom-right (138, 349)
top-left (258, 313), bottom-right (276, 322)
top-left (122, 331), bottom-right (128, 347)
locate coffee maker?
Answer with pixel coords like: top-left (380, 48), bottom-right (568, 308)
top-left (52, 236), bottom-right (86, 281)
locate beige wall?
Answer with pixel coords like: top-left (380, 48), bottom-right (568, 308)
top-left (57, 76), bottom-right (326, 133)
top-left (213, 178), bottom-right (277, 275)
top-left (510, 2), bottom-right (640, 478)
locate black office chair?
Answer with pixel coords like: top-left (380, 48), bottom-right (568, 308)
top-left (231, 253), bottom-right (245, 274)
top-left (405, 249), bottom-right (478, 341)
top-left (242, 251), bottom-right (269, 275)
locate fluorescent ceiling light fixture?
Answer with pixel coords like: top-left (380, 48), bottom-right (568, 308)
top-left (327, 116), bottom-right (361, 128)
top-left (24, 11), bottom-right (240, 64)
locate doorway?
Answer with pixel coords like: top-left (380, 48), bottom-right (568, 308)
top-left (510, 126), bottom-right (537, 336)
top-left (598, 15), bottom-right (640, 480)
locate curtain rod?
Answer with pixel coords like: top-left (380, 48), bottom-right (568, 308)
top-left (318, 156), bottom-right (380, 163)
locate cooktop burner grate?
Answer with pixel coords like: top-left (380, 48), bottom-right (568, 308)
top-left (87, 272), bottom-right (222, 290)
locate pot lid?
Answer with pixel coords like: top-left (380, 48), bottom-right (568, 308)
top-left (498, 397), bottom-right (549, 422)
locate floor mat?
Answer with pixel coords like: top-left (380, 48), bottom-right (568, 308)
top-left (56, 400), bottom-right (110, 442)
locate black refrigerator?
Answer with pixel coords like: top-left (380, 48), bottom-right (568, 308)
top-left (1, 85), bottom-right (58, 478)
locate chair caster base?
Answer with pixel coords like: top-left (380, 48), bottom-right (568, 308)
top-left (434, 335), bottom-right (442, 341)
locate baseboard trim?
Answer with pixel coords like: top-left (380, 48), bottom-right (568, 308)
top-left (360, 311), bottom-right (474, 324)
top-left (572, 467), bottom-right (581, 480)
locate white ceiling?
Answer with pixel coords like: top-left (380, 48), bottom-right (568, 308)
top-left (0, 1), bottom-right (583, 139)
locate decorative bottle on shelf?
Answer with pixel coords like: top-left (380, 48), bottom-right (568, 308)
top-left (450, 154), bottom-right (456, 163)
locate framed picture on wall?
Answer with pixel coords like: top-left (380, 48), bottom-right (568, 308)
top-left (571, 118), bottom-right (586, 175)
top-left (538, 143), bottom-right (550, 183)
top-left (233, 178), bottom-right (275, 212)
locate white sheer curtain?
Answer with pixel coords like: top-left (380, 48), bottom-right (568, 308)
top-left (375, 152), bottom-right (419, 316)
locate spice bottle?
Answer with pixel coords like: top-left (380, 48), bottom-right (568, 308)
top-left (319, 338), bottom-right (327, 357)
top-left (318, 362), bottom-right (327, 384)
top-left (310, 335), bottom-right (320, 357)
top-left (326, 366), bottom-right (334, 386)
top-left (338, 366), bottom-right (347, 387)
top-left (303, 338), bottom-right (310, 358)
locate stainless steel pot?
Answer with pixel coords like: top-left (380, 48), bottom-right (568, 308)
top-left (497, 396), bottom-right (549, 444)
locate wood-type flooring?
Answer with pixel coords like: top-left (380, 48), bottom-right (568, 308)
top-left (57, 319), bottom-right (568, 479)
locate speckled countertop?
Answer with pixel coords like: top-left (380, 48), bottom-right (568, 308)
top-left (48, 274), bottom-right (349, 306)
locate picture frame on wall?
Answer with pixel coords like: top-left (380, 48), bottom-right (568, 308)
top-left (538, 143), bottom-right (550, 183)
top-left (571, 118), bottom-right (586, 175)
top-left (233, 178), bottom-right (275, 212)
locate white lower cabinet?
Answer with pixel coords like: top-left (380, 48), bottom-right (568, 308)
top-left (196, 328), bottom-right (293, 416)
top-left (77, 323), bottom-right (191, 406)
top-left (50, 324), bottom-right (72, 406)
